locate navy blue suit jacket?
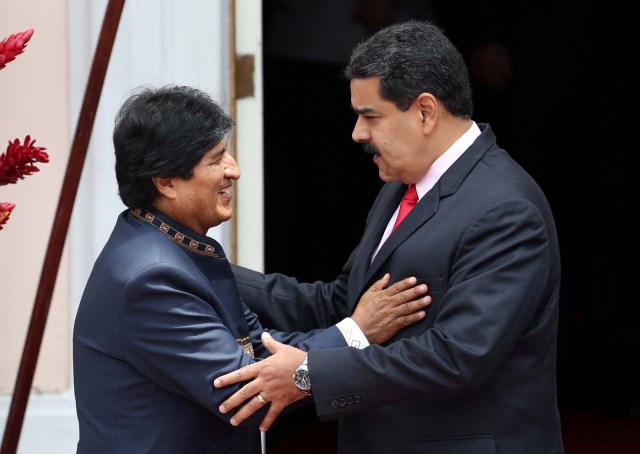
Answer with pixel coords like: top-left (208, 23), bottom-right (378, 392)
top-left (233, 124), bottom-right (564, 453)
top-left (73, 208), bottom-right (344, 454)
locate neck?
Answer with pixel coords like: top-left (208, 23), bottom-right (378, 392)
top-left (431, 116), bottom-right (473, 160)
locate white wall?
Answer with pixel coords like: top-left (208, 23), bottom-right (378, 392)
top-left (235, 0), bottom-right (264, 272)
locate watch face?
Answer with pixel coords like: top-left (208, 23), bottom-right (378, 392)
top-left (294, 368), bottom-right (311, 392)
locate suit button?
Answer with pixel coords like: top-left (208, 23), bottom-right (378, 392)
top-left (354, 396), bottom-right (361, 403)
top-left (347, 397), bottom-right (353, 405)
top-left (339, 398), bottom-right (346, 406)
top-left (331, 400), bottom-right (339, 408)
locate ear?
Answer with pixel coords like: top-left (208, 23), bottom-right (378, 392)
top-left (415, 93), bottom-right (438, 133)
top-left (152, 176), bottom-right (177, 199)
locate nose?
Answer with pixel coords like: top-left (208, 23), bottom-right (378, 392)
top-left (223, 155), bottom-right (241, 180)
top-left (352, 116), bottom-right (370, 143)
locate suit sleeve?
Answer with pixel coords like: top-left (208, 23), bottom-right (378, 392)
top-left (120, 262), bottom-right (345, 426)
top-left (308, 197), bottom-right (556, 420)
top-left (231, 264), bottom-right (351, 332)
top-left (242, 302), bottom-right (347, 360)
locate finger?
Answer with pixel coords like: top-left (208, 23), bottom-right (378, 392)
top-left (387, 276), bottom-right (418, 295)
top-left (400, 307), bottom-right (428, 326)
top-left (402, 294), bottom-right (431, 313)
top-left (220, 382), bottom-right (261, 414)
top-left (398, 295), bottom-right (431, 322)
top-left (229, 394), bottom-right (267, 426)
top-left (260, 331), bottom-right (284, 355)
top-left (403, 283), bottom-right (428, 299)
top-left (258, 403), bottom-right (286, 432)
top-left (391, 312), bottom-right (425, 330)
top-left (213, 362), bottom-right (259, 388)
top-left (387, 283), bottom-right (428, 308)
top-left (369, 272), bottom-right (390, 292)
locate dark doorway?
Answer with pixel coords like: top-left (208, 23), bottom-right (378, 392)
top-left (260, 1), bottom-right (635, 452)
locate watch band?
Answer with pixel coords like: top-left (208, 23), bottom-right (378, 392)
top-left (293, 355), bottom-right (312, 395)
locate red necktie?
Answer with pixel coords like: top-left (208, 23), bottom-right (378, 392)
top-left (392, 184), bottom-right (418, 231)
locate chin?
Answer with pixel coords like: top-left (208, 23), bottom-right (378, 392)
top-left (219, 211), bottom-right (233, 223)
top-left (378, 171), bottom-right (393, 182)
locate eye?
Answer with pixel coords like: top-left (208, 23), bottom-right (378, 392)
top-left (209, 154), bottom-right (225, 166)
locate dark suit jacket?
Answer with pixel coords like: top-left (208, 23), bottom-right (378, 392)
top-left (233, 124), bottom-right (564, 453)
top-left (73, 207), bottom-right (344, 454)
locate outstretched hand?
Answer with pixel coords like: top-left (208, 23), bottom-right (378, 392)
top-left (214, 332), bottom-right (306, 432)
top-left (214, 274), bottom-right (430, 431)
top-left (352, 273), bottom-right (431, 344)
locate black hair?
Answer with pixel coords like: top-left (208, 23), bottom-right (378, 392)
top-left (344, 20), bottom-right (473, 117)
top-left (113, 84), bottom-right (234, 208)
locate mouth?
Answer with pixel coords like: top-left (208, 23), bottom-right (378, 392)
top-left (219, 186), bottom-right (232, 197)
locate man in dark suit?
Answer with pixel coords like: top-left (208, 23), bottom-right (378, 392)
top-left (72, 85), bottom-right (429, 454)
top-left (217, 20), bottom-right (564, 453)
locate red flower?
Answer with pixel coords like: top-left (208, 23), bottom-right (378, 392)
top-left (0, 29), bottom-right (34, 70)
top-left (0, 202), bottom-right (16, 230)
top-left (0, 135), bottom-right (49, 185)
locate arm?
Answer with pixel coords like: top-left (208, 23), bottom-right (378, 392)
top-left (244, 272), bottom-right (431, 356)
top-left (231, 183), bottom-right (395, 333)
top-left (310, 198), bottom-right (556, 419)
top-left (231, 263), bottom-right (351, 332)
top-left (215, 274), bottom-right (432, 429)
top-left (121, 262), bottom-right (267, 426)
top-left (217, 198), bottom-right (554, 426)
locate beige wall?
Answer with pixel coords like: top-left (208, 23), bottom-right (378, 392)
top-left (0, 0), bottom-right (71, 393)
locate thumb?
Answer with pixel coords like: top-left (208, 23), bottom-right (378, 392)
top-left (370, 272), bottom-right (391, 291)
top-left (261, 331), bottom-right (284, 354)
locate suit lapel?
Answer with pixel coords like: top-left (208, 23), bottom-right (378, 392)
top-left (347, 183), bottom-right (405, 307)
top-left (367, 186), bottom-right (439, 280)
top-left (362, 183), bottom-right (406, 261)
top-left (351, 123), bottom-right (499, 305)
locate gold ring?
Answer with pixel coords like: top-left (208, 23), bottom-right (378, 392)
top-left (256, 394), bottom-right (267, 404)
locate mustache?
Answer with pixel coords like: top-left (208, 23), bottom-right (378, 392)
top-left (363, 143), bottom-right (379, 155)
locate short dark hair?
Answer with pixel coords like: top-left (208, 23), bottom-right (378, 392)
top-left (344, 20), bottom-right (473, 117)
top-left (113, 84), bottom-right (234, 208)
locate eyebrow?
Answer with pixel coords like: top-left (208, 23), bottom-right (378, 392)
top-left (211, 145), bottom-right (227, 159)
top-left (352, 106), bottom-right (376, 115)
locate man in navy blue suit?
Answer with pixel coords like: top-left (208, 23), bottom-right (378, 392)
top-left (72, 85), bottom-right (430, 454)
top-left (219, 20), bottom-right (564, 453)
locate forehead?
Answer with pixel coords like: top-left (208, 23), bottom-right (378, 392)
top-left (350, 77), bottom-right (400, 115)
top-left (350, 78), bottom-right (381, 109)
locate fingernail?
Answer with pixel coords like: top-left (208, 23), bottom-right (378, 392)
top-left (262, 332), bottom-right (272, 339)
top-left (260, 426), bottom-right (267, 432)
top-left (213, 379), bottom-right (220, 387)
top-left (219, 405), bottom-right (226, 413)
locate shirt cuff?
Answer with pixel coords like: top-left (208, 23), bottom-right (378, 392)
top-left (335, 317), bottom-right (369, 349)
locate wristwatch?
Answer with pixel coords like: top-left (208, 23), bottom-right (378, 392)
top-left (293, 355), bottom-right (312, 395)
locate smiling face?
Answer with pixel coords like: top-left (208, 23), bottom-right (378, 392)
top-left (153, 139), bottom-right (241, 234)
top-left (350, 77), bottom-right (433, 184)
